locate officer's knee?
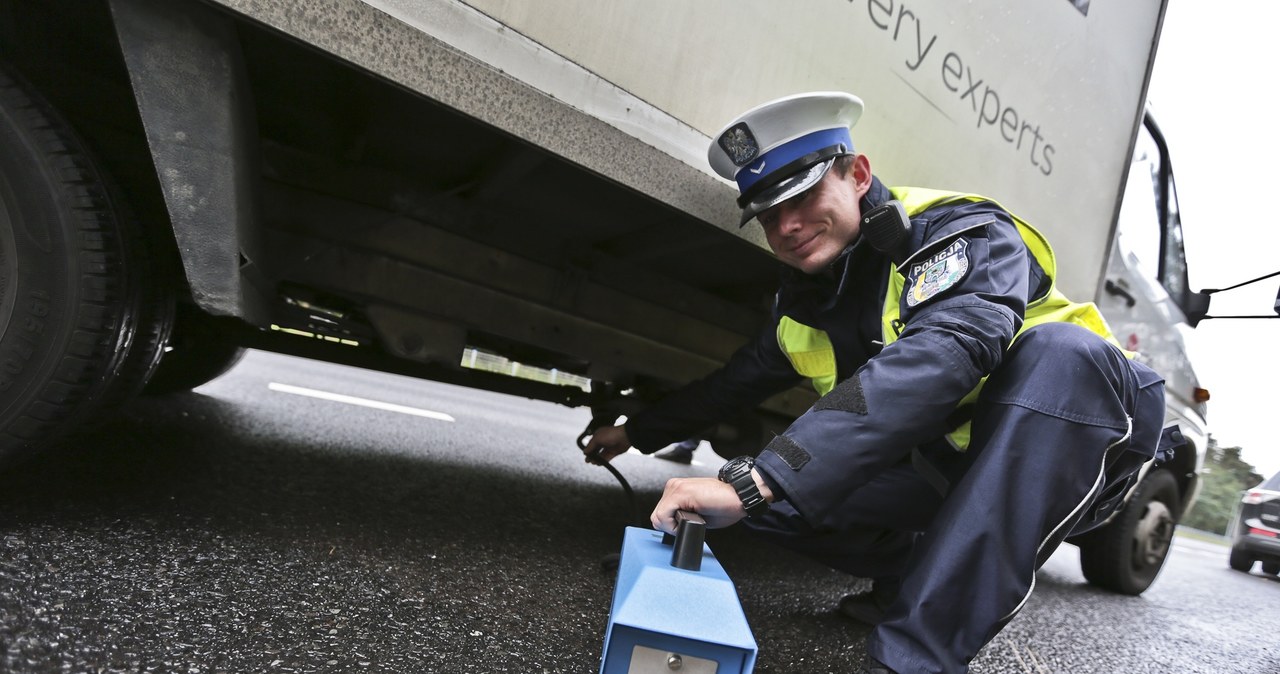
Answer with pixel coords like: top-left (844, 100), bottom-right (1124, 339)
top-left (985, 323), bottom-right (1131, 405)
top-left (1009, 323), bottom-right (1123, 374)
top-left (1013, 321), bottom-right (1101, 349)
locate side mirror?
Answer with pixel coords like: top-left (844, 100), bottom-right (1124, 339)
top-left (1182, 290), bottom-right (1211, 327)
top-left (1189, 270), bottom-right (1280, 323)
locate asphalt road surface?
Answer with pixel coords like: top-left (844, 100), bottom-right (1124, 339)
top-left (2, 350), bottom-right (1277, 673)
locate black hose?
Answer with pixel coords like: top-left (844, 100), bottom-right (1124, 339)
top-left (578, 427), bottom-right (645, 528)
top-left (596, 456), bottom-right (642, 528)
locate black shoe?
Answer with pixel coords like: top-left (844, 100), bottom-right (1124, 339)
top-left (653, 445), bottom-right (694, 464)
top-left (866, 656), bottom-right (898, 674)
top-left (838, 578), bottom-right (899, 626)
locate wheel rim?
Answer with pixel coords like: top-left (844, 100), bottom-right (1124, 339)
top-left (1133, 500), bottom-right (1175, 569)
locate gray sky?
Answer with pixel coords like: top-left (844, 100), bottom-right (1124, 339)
top-left (1147, 1), bottom-right (1280, 479)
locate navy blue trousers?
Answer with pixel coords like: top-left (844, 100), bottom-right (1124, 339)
top-left (742, 323), bottom-right (1166, 674)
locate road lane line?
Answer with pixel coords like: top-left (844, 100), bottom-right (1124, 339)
top-left (267, 382), bottom-right (456, 422)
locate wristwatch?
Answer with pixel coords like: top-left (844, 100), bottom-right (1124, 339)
top-left (718, 456), bottom-right (770, 518)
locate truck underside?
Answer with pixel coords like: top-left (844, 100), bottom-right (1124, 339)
top-left (0, 0), bottom-right (811, 457)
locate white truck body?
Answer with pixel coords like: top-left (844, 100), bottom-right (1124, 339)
top-left (365, 0), bottom-right (1158, 302)
top-left (0, 0), bottom-right (1203, 593)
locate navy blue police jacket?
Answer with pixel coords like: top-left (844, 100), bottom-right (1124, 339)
top-left (624, 177), bottom-right (1055, 527)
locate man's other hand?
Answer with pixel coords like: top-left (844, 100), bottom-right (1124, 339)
top-left (582, 424), bottom-right (631, 464)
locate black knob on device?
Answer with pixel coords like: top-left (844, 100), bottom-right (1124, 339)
top-left (663, 510), bottom-right (706, 572)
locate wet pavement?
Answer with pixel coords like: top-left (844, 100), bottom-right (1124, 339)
top-left (1, 350), bottom-right (1277, 673)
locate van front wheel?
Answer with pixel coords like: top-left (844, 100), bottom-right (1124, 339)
top-left (1076, 469), bottom-right (1180, 595)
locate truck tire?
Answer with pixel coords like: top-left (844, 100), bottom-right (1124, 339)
top-left (1262, 561), bottom-right (1280, 576)
top-left (144, 305), bottom-right (244, 394)
top-left (0, 65), bottom-right (135, 464)
top-left (80, 168), bottom-right (177, 417)
top-left (97, 266), bottom-right (174, 405)
top-left (1228, 546), bottom-right (1254, 572)
top-left (1076, 469), bottom-right (1179, 595)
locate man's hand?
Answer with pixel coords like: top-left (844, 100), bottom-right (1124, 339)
top-left (651, 477), bottom-right (747, 533)
top-left (581, 424), bottom-right (631, 464)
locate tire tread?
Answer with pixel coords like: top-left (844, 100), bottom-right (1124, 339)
top-left (0, 63), bottom-right (133, 459)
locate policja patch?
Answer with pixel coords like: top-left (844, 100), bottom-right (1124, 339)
top-left (906, 238), bottom-right (971, 307)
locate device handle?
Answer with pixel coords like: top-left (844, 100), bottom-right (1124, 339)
top-left (663, 510), bottom-right (706, 571)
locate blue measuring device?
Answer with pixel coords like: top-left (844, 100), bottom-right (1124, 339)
top-left (599, 511), bottom-right (758, 673)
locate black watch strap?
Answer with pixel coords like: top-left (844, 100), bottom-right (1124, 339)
top-left (719, 456), bottom-right (769, 518)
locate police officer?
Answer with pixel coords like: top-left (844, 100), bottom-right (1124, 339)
top-left (583, 92), bottom-right (1167, 674)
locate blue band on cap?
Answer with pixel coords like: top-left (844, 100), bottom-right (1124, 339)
top-left (735, 127), bottom-right (853, 194)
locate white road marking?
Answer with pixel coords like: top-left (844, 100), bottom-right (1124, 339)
top-left (267, 382), bottom-right (456, 422)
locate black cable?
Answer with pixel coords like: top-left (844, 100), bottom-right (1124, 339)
top-left (578, 436), bottom-right (644, 573)
top-left (596, 458), bottom-right (643, 528)
top-left (577, 430), bottom-right (645, 529)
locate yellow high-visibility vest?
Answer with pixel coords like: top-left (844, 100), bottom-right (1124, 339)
top-left (776, 187), bottom-right (1121, 449)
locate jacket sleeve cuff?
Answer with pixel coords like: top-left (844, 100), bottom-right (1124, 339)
top-left (621, 417), bottom-right (667, 454)
top-left (754, 460), bottom-right (789, 503)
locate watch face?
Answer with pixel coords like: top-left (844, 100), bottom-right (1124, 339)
top-left (719, 456), bottom-right (754, 483)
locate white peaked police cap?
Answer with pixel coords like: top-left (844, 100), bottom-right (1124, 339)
top-left (708, 92), bottom-right (864, 226)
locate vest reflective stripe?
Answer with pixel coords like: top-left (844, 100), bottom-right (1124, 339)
top-left (774, 186), bottom-right (1122, 450)
top-left (777, 315), bottom-right (838, 395)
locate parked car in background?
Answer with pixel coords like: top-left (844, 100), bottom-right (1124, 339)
top-left (1228, 471), bottom-right (1280, 575)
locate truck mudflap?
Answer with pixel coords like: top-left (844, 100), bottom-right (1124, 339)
top-left (109, 0), bottom-right (269, 322)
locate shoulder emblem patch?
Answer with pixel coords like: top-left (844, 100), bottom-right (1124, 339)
top-left (906, 238), bottom-right (971, 307)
